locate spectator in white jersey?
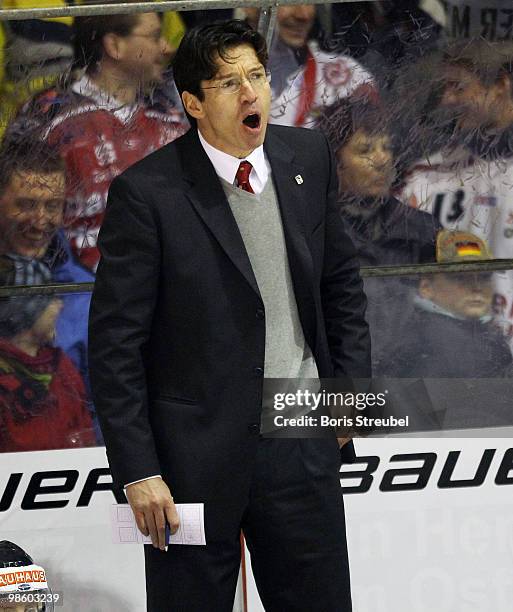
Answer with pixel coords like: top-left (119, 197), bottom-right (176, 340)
top-left (397, 40), bottom-right (513, 343)
top-left (241, 4), bottom-right (374, 128)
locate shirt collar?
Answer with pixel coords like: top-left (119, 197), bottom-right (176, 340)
top-left (71, 74), bottom-right (139, 122)
top-left (197, 129), bottom-right (268, 188)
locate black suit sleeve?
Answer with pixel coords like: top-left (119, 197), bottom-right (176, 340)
top-left (88, 175), bottom-right (162, 489)
top-left (320, 133), bottom-right (372, 380)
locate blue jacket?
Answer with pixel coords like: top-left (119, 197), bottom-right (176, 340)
top-left (49, 231), bottom-right (93, 373)
top-left (49, 232), bottom-right (102, 442)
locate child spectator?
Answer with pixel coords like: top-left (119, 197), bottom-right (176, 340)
top-left (0, 139), bottom-right (92, 379)
top-left (382, 231), bottom-right (513, 430)
top-left (0, 295), bottom-right (95, 452)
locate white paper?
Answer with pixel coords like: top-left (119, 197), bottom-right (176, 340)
top-left (111, 503), bottom-right (206, 545)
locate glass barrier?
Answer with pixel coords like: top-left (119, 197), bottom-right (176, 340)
top-left (255, 267), bottom-right (513, 439)
top-left (2, 264), bottom-right (512, 453)
top-left (0, 1), bottom-right (512, 449)
top-left (0, 3), bottom-right (511, 271)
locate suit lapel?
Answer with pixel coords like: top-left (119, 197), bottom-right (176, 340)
top-left (176, 129), bottom-right (261, 298)
top-left (264, 130), bottom-right (315, 290)
top-left (264, 128), bottom-right (317, 346)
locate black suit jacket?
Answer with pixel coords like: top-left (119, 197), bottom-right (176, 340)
top-left (88, 125), bottom-right (371, 540)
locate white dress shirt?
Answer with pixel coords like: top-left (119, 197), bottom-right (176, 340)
top-left (198, 129), bottom-right (270, 193)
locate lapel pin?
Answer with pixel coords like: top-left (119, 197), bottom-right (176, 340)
top-left (295, 175), bottom-right (303, 185)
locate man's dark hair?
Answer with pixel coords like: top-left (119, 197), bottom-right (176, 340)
top-left (173, 19), bottom-right (268, 124)
top-left (73, 2), bottom-right (155, 73)
top-left (0, 138), bottom-right (65, 197)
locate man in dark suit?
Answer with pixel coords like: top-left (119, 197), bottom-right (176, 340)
top-left (89, 20), bottom-right (370, 612)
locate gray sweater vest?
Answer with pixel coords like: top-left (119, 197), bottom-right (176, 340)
top-left (221, 176), bottom-right (318, 380)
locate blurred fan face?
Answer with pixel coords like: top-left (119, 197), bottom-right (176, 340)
top-left (420, 273), bottom-right (493, 319)
top-left (0, 171), bottom-right (65, 259)
top-left (277, 5), bottom-right (316, 48)
top-left (115, 13), bottom-right (172, 89)
top-left (440, 64), bottom-right (506, 131)
top-left (336, 130), bottom-right (395, 198)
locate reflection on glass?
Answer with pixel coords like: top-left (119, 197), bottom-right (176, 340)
top-left (374, 257), bottom-right (513, 432)
top-left (2, 6), bottom-right (188, 272)
top-left (381, 270), bottom-right (511, 378)
top-left (0, 3), bottom-right (512, 442)
top-left (0, 294), bottom-right (96, 452)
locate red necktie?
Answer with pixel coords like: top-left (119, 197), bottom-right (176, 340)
top-left (236, 160), bottom-right (254, 194)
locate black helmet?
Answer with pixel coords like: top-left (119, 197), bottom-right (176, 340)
top-left (0, 542), bottom-right (34, 569)
top-left (0, 541), bottom-right (53, 611)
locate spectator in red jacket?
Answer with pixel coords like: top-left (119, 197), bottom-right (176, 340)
top-left (6, 9), bottom-right (188, 271)
top-left (0, 295), bottom-right (96, 452)
top-left (0, 139), bottom-right (93, 400)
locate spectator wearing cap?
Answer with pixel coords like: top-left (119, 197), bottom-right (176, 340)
top-left (5, 6), bottom-right (188, 272)
top-left (386, 231), bottom-right (511, 376)
top-left (0, 140), bottom-right (96, 430)
top-left (328, 1), bottom-right (441, 87)
top-left (317, 95), bottom-right (440, 367)
top-left (240, 4), bottom-right (374, 128)
top-left (0, 295), bottom-right (95, 452)
top-left (382, 231), bottom-right (513, 429)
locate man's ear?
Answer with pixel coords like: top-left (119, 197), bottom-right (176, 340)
top-left (102, 32), bottom-right (123, 62)
top-left (181, 91), bottom-right (205, 120)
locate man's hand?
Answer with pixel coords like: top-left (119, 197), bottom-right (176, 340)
top-left (125, 477), bottom-right (179, 551)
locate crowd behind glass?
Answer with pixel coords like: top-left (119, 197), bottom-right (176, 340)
top-left (0, 0), bottom-right (512, 452)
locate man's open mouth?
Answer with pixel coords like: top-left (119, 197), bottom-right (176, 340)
top-left (242, 113), bottom-right (261, 129)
